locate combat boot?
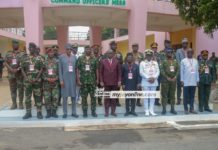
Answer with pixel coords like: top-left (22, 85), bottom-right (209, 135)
top-left (23, 111), bottom-right (32, 119)
top-left (19, 102), bottom-right (24, 109)
top-left (10, 102), bottom-right (17, 110)
top-left (170, 106), bottom-right (177, 115)
top-left (52, 110), bottom-right (58, 118)
top-left (91, 111), bottom-right (98, 117)
top-left (37, 111), bottom-right (43, 119)
top-left (46, 110), bottom-right (51, 118)
top-left (83, 110), bottom-right (88, 118)
top-left (161, 106), bottom-right (166, 115)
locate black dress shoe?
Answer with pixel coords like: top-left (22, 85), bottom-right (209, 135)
top-left (199, 108), bottom-right (203, 112)
top-left (170, 110), bottom-right (177, 115)
top-left (37, 112), bottom-right (43, 119)
top-left (23, 112), bottom-right (32, 120)
top-left (116, 103), bottom-right (121, 107)
top-left (62, 114), bottom-right (67, 118)
top-left (155, 102), bottom-right (161, 106)
top-left (124, 112), bottom-right (129, 116)
top-left (131, 112), bottom-right (138, 116)
top-left (204, 108), bottom-right (213, 112)
top-left (71, 113), bottom-right (79, 118)
top-left (111, 113), bottom-right (117, 117)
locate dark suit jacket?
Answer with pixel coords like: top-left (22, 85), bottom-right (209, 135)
top-left (122, 63), bottom-right (141, 90)
top-left (100, 58), bottom-right (121, 86)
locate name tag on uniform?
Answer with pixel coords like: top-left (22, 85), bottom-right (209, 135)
top-left (48, 69), bottom-right (53, 75)
top-left (170, 65), bottom-right (175, 72)
top-left (85, 65), bottom-right (90, 71)
top-left (128, 73), bottom-right (133, 79)
top-left (12, 59), bottom-right (17, 65)
top-left (68, 65), bottom-right (73, 72)
top-left (205, 67), bottom-right (209, 74)
top-left (29, 64), bottom-right (35, 71)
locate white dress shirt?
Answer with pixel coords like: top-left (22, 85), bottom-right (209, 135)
top-left (180, 58), bottom-right (199, 86)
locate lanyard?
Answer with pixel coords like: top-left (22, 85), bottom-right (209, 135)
top-left (188, 58), bottom-right (193, 68)
top-left (128, 64), bottom-right (132, 72)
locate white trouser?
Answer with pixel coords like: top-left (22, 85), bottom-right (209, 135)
top-left (143, 86), bottom-right (157, 113)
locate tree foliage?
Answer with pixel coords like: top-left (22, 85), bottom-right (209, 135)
top-left (44, 27), bottom-right (57, 40)
top-left (172, 0), bottom-right (218, 35)
top-left (102, 28), bottom-right (114, 40)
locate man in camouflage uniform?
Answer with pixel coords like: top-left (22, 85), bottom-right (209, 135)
top-left (198, 50), bottom-right (215, 112)
top-left (159, 40), bottom-right (175, 104)
top-left (110, 41), bottom-right (123, 106)
top-left (151, 42), bottom-right (161, 106)
top-left (131, 43), bottom-right (144, 106)
top-left (92, 44), bottom-right (104, 106)
top-left (4, 40), bottom-right (24, 109)
top-left (77, 46), bottom-right (99, 118)
top-left (43, 47), bottom-right (59, 118)
top-left (160, 48), bottom-right (179, 115)
top-left (52, 45), bottom-right (62, 106)
top-left (21, 43), bottom-right (44, 119)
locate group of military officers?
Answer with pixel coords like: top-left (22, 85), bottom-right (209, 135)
top-left (3, 38), bottom-right (217, 119)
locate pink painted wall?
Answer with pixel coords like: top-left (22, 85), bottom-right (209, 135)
top-left (128, 0), bottom-right (147, 52)
top-left (57, 26), bottom-right (68, 54)
top-left (196, 28), bottom-right (218, 56)
top-left (90, 26), bottom-right (102, 46)
top-left (23, 0), bottom-right (44, 53)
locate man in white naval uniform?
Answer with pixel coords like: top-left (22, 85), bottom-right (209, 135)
top-left (140, 49), bottom-right (160, 116)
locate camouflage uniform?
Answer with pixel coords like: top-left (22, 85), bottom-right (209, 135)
top-left (94, 54), bottom-right (104, 105)
top-left (21, 55), bottom-right (44, 112)
top-left (43, 56), bottom-right (59, 113)
top-left (5, 50), bottom-right (25, 109)
top-left (198, 59), bottom-right (215, 112)
top-left (160, 58), bottom-right (179, 113)
top-left (159, 49), bottom-right (176, 104)
top-left (132, 52), bottom-right (144, 65)
top-left (77, 55), bottom-right (98, 114)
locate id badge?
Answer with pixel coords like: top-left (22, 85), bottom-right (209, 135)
top-left (68, 65), bottom-right (73, 72)
top-left (128, 73), bottom-right (133, 79)
top-left (205, 67), bottom-right (209, 74)
top-left (170, 65), bottom-right (175, 72)
top-left (12, 59), bottom-right (17, 65)
top-left (85, 65), bottom-right (90, 71)
top-left (191, 68), bottom-right (195, 74)
top-left (29, 64), bottom-right (35, 71)
top-left (48, 69), bottom-right (53, 75)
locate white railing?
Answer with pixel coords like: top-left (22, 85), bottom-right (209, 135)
top-left (68, 31), bottom-right (89, 40)
top-left (0, 28), bottom-right (25, 36)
